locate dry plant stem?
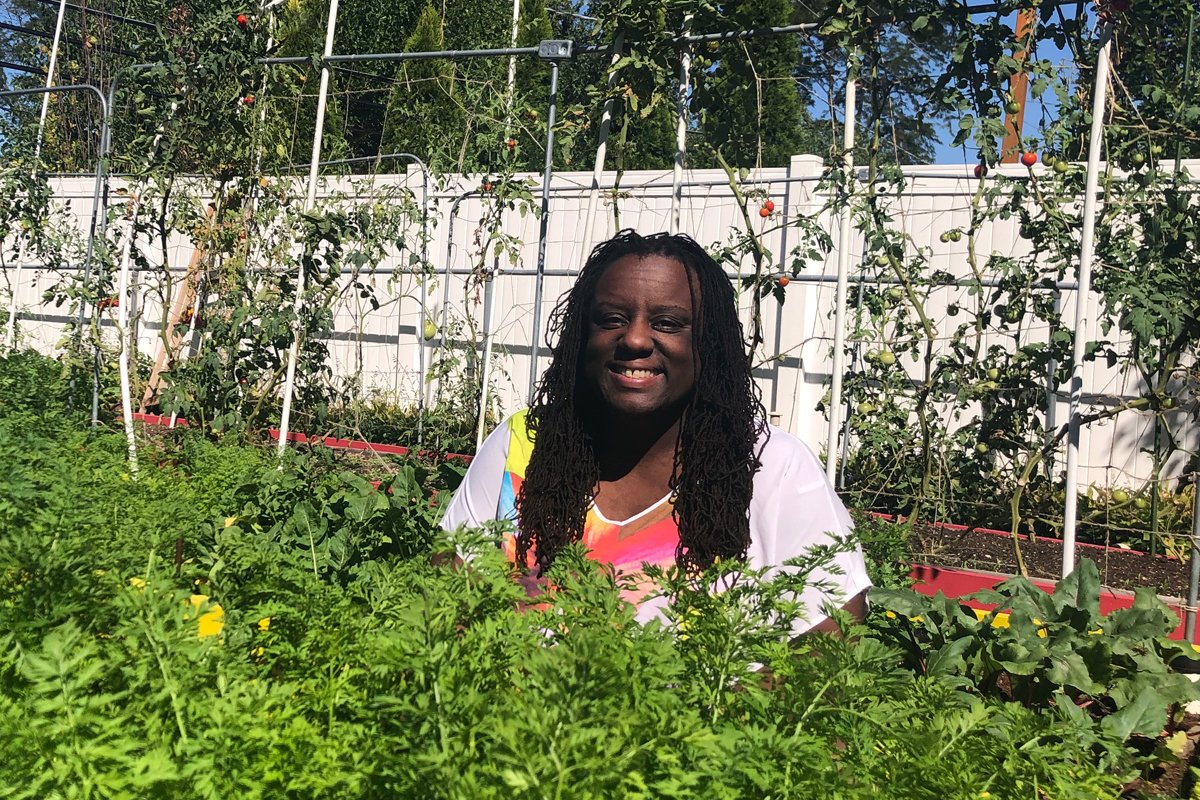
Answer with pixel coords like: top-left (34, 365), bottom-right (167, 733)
top-left (714, 150), bottom-right (769, 361)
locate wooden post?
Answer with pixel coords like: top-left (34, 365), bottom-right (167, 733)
top-left (139, 205), bottom-right (218, 412)
top-left (1001, 7), bottom-right (1039, 163)
top-left (139, 243), bottom-right (205, 411)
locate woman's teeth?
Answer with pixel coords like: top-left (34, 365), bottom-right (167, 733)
top-left (621, 368), bottom-right (657, 378)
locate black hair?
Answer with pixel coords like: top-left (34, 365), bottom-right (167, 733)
top-left (516, 229), bottom-right (768, 575)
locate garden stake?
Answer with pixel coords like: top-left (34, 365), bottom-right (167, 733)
top-left (579, 29), bottom-right (624, 261)
top-left (670, 15), bottom-right (694, 233)
top-left (825, 51), bottom-right (858, 483)
top-left (279, 0), bottom-right (340, 457)
top-left (1061, 22), bottom-right (1114, 577)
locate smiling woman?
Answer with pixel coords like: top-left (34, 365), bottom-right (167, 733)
top-left (442, 230), bottom-right (870, 634)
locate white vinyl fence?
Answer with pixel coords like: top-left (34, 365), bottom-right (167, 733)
top-left (4, 155), bottom-right (1198, 491)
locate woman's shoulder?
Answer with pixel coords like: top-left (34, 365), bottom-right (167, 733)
top-left (755, 423), bottom-right (829, 489)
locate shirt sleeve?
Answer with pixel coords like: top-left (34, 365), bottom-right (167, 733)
top-left (440, 416), bottom-right (512, 531)
top-left (747, 427), bottom-right (872, 634)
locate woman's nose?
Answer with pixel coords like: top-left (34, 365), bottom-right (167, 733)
top-left (620, 317), bottom-right (654, 352)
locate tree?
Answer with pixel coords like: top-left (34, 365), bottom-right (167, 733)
top-left (690, 0), bottom-right (817, 168)
top-left (380, 4), bottom-right (466, 171)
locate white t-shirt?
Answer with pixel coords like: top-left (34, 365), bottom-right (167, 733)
top-left (441, 414), bottom-right (872, 633)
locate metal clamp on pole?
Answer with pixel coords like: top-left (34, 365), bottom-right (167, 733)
top-left (537, 40), bottom-right (574, 61)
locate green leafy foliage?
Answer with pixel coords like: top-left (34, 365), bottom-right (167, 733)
top-left (0, 364), bottom-right (1191, 797)
top-left (872, 559), bottom-right (1200, 742)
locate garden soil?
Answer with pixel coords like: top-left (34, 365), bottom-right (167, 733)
top-left (912, 525), bottom-right (1192, 599)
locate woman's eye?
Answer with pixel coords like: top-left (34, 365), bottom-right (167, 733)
top-left (653, 318), bottom-right (686, 331)
top-left (596, 315), bottom-right (625, 328)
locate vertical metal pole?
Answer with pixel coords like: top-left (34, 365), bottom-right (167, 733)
top-left (579, 30), bottom-right (624, 261)
top-left (526, 59), bottom-right (560, 403)
top-left (278, 0), bottom-right (339, 456)
top-left (1175, 7), bottom-right (1195, 172)
top-left (825, 56), bottom-right (858, 483)
top-left (86, 95), bottom-right (113, 428)
top-left (415, 164), bottom-right (430, 443)
top-left (670, 16), bottom-right (694, 233)
top-left (7, 0), bottom-right (69, 350)
top-left (1061, 25), bottom-right (1113, 577)
top-left (476, 258), bottom-right (500, 451)
top-left (1186, 470), bottom-right (1200, 641)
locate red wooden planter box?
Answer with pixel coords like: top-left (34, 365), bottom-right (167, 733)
top-left (910, 563), bottom-right (1197, 644)
top-left (132, 412), bottom-right (474, 463)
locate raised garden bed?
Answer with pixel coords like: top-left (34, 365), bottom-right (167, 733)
top-left (903, 521), bottom-right (1198, 643)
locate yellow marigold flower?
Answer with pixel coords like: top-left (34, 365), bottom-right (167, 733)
top-left (909, 615), bottom-right (924, 623)
top-left (678, 633), bottom-right (690, 642)
top-left (884, 610), bottom-right (897, 619)
top-left (189, 595), bottom-right (225, 639)
top-left (224, 516), bottom-right (238, 528)
top-left (258, 616), bottom-right (271, 633)
top-left (128, 576), bottom-right (146, 590)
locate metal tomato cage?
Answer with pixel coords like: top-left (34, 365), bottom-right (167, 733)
top-left (3, 0), bottom-right (1199, 634)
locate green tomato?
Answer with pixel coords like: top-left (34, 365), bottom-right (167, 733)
top-left (856, 401), bottom-right (876, 415)
top-left (875, 254), bottom-right (890, 267)
top-left (1053, 159), bottom-right (1069, 174)
top-left (949, 230), bottom-right (963, 242)
top-left (1111, 489), bottom-right (1130, 504)
top-left (975, 442), bottom-right (990, 455)
top-left (1134, 497), bottom-right (1150, 510)
top-left (878, 350), bottom-right (897, 367)
top-left (1005, 100), bottom-right (1022, 115)
top-left (888, 287), bottom-right (905, 300)
top-left (986, 368), bottom-right (1000, 381)
top-left (423, 320), bottom-right (438, 341)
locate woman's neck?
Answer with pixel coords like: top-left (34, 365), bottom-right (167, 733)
top-left (590, 410), bottom-right (683, 482)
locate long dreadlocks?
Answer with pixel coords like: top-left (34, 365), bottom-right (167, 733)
top-left (516, 229), bottom-right (768, 575)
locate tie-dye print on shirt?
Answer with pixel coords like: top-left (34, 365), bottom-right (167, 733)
top-left (498, 409), bottom-right (679, 607)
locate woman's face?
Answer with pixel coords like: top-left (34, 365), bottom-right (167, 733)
top-left (582, 253), bottom-right (697, 421)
